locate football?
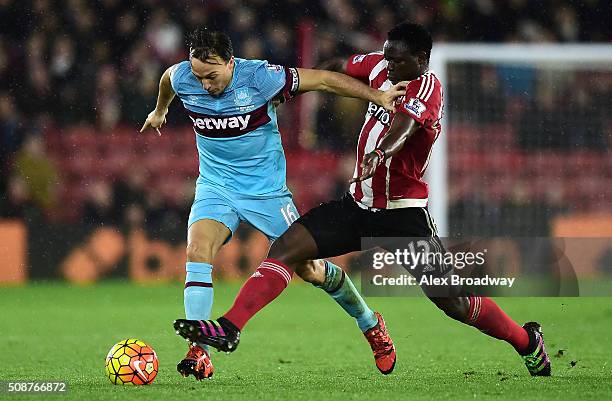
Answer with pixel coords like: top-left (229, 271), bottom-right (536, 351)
top-left (105, 339), bottom-right (159, 385)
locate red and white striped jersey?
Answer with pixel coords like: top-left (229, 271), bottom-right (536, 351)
top-left (345, 52), bottom-right (443, 209)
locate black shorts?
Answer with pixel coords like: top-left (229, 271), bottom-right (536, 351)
top-left (298, 193), bottom-right (458, 293)
top-left (298, 193), bottom-right (438, 258)
top-left (299, 194), bottom-right (477, 296)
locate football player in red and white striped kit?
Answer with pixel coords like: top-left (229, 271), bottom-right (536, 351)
top-left (175, 22), bottom-right (551, 377)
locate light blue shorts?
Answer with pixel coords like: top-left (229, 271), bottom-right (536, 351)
top-left (188, 183), bottom-right (300, 242)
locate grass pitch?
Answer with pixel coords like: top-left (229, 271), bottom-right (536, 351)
top-left (1, 281), bottom-right (611, 400)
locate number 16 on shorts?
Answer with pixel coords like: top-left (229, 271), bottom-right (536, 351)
top-left (280, 203), bottom-right (298, 226)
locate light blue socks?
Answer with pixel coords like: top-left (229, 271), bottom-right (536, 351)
top-left (184, 262), bottom-right (214, 321)
top-left (317, 260), bottom-right (378, 332)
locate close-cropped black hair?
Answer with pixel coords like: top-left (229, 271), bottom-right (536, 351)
top-left (188, 26), bottom-right (233, 62)
top-left (387, 22), bottom-right (432, 58)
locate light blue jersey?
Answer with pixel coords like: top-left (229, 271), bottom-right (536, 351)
top-left (170, 58), bottom-right (300, 240)
top-left (170, 58), bottom-right (299, 197)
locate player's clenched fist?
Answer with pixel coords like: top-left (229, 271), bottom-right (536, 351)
top-left (140, 109), bottom-right (167, 136)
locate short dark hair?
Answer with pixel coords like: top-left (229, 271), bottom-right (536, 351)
top-left (387, 22), bottom-right (432, 58)
top-left (188, 26), bottom-right (233, 62)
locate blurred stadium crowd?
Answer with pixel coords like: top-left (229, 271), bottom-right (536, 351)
top-left (1, 0), bottom-right (611, 239)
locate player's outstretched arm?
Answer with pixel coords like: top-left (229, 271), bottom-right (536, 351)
top-left (140, 66), bottom-right (176, 135)
top-left (296, 68), bottom-right (406, 112)
top-left (350, 112), bottom-right (418, 183)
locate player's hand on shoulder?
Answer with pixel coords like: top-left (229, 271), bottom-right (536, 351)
top-left (140, 109), bottom-right (167, 136)
top-left (378, 81), bottom-right (408, 113)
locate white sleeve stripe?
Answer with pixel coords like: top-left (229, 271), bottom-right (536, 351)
top-left (423, 75), bottom-right (436, 101)
top-left (418, 74), bottom-right (432, 100)
top-left (415, 75), bottom-right (428, 98)
top-left (416, 74), bottom-right (430, 98)
top-left (424, 74), bottom-right (433, 98)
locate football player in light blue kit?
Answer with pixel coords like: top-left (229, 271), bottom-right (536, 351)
top-left (141, 27), bottom-right (404, 380)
